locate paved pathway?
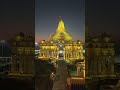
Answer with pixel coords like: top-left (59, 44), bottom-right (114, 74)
top-left (52, 60), bottom-right (68, 90)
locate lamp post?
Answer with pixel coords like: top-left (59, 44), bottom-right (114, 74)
top-left (35, 42), bottom-right (38, 45)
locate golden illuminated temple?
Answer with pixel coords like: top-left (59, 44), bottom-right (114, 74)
top-left (39, 18), bottom-right (84, 60)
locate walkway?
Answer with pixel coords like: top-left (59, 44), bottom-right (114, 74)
top-left (52, 60), bottom-right (68, 90)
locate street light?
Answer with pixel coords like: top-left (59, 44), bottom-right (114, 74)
top-left (35, 42), bottom-right (38, 45)
top-left (83, 49), bottom-right (85, 54)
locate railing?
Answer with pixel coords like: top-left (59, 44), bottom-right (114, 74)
top-left (67, 77), bottom-right (85, 90)
top-left (0, 57), bottom-right (12, 75)
top-left (71, 84), bottom-right (85, 90)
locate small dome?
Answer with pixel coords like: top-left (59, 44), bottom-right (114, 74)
top-left (92, 37), bottom-right (100, 42)
top-left (101, 33), bottom-right (111, 42)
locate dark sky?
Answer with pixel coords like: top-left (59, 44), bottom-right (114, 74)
top-left (1, 0), bottom-right (120, 43)
top-left (86, 0), bottom-right (120, 42)
top-left (35, 0), bottom-right (85, 43)
top-left (0, 0), bottom-right (34, 40)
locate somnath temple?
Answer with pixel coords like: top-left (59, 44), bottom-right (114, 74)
top-left (39, 18), bottom-right (84, 61)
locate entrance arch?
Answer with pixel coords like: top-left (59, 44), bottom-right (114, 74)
top-left (58, 43), bottom-right (64, 60)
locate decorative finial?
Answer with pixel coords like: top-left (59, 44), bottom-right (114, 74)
top-left (58, 16), bottom-right (62, 21)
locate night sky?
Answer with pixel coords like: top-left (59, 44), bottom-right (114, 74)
top-left (86, 0), bottom-right (120, 42)
top-left (35, 0), bottom-right (85, 43)
top-left (0, 0), bottom-right (34, 40)
top-left (0, 0), bottom-right (120, 43)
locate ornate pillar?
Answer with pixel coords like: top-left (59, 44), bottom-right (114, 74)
top-left (68, 52), bottom-right (69, 59)
top-left (76, 52), bottom-right (77, 58)
top-left (63, 51), bottom-right (65, 60)
top-left (67, 52), bottom-right (68, 59)
top-left (57, 51), bottom-right (58, 59)
top-left (55, 50), bottom-right (57, 58)
top-left (78, 51), bottom-right (79, 58)
top-left (46, 49), bottom-right (48, 57)
top-left (64, 51), bottom-right (66, 59)
top-left (47, 50), bottom-right (48, 58)
top-left (71, 51), bottom-right (72, 58)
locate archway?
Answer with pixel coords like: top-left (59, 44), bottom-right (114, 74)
top-left (58, 43), bottom-right (64, 60)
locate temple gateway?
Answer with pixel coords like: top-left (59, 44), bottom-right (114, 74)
top-left (39, 18), bottom-right (84, 61)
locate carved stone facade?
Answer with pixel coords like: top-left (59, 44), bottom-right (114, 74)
top-left (8, 32), bottom-right (34, 76)
top-left (86, 32), bottom-right (115, 77)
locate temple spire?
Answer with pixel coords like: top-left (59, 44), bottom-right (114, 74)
top-left (50, 17), bottom-right (72, 41)
top-left (56, 17), bottom-right (66, 32)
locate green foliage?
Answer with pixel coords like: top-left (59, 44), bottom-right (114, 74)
top-left (35, 60), bottom-right (54, 75)
top-left (68, 65), bottom-right (77, 71)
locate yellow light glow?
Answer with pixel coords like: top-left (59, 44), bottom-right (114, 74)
top-left (83, 70), bottom-right (85, 78)
top-left (42, 40), bottom-right (44, 43)
top-left (71, 77), bottom-right (84, 80)
top-left (49, 19), bottom-right (72, 41)
top-left (57, 19), bottom-right (65, 32)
